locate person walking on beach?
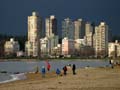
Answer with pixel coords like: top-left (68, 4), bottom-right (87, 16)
top-left (41, 66), bottom-right (46, 78)
top-left (63, 66), bottom-right (67, 75)
top-left (72, 64), bottom-right (76, 75)
top-left (46, 61), bottom-right (51, 71)
top-left (56, 68), bottom-right (61, 76)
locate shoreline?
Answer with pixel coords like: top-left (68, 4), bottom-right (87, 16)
top-left (0, 73), bottom-right (26, 84)
top-left (0, 58), bottom-right (108, 62)
top-left (0, 66), bottom-right (120, 90)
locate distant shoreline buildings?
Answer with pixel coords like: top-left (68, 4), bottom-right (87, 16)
top-left (3, 11), bottom-right (120, 59)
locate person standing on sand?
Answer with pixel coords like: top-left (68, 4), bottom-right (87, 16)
top-left (56, 68), bottom-right (61, 76)
top-left (46, 61), bottom-right (51, 71)
top-left (63, 66), bottom-right (67, 75)
top-left (72, 64), bottom-right (76, 75)
top-left (41, 66), bottom-right (46, 78)
top-left (47, 62), bottom-right (51, 71)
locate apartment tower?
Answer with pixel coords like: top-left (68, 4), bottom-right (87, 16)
top-left (45, 15), bottom-right (57, 37)
top-left (74, 19), bottom-right (85, 39)
top-left (62, 18), bottom-right (74, 40)
top-left (94, 22), bottom-right (108, 57)
top-left (25, 12), bottom-right (42, 57)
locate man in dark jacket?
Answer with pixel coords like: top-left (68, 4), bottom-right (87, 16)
top-left (63, 66), bottom-right (67, 75)
top-left (72, 64), bottom-right (76, 75)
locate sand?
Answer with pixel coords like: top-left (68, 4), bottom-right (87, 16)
top-left (0, 66), bottom-right (120, 90)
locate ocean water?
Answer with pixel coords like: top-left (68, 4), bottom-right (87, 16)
top-left (0, 60), bottom-right (110, 83)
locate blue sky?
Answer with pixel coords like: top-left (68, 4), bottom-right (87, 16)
top-left (0, 0), bottom-right (120, 35)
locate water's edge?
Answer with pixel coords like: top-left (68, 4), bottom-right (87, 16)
top-left (0, 73), bottom-right (26, 84)
top-left (0, 60), bottom-right (110, 84)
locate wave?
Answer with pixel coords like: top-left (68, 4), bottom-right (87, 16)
top-left (0, 73), bottom-right (26, 84)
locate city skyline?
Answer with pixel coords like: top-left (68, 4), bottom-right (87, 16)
top-left (0, 0), bottom-right (120, 35)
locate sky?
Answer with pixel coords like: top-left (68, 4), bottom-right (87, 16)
top-left (0, 0), bottom-right (120, 36)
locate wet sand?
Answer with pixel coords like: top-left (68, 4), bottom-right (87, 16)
top-left (0, 66), bottom-right (120, 90)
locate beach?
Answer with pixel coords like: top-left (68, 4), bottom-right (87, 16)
top-left (0, 66), bottom-right (120, 90)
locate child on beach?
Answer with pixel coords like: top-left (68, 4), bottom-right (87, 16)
top-left (56, 68), bottom-right (61, 76)
top-left (41, 66), bottom-right (46, 78)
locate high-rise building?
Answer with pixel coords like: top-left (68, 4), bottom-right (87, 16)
top-left (94, 22), bottom-right (108, 57)
top-left (45, 15), bottom-right (57, 38)
top-left (49, 35), bottom-right (59, 55)
top-left (85, 22), bottom-right (94, 46)
top-left (74, 19), bottom-right (85, 39)
top-left (85, 22), bottom-right (93, 36)
top-left (45, 15), bottom-right (59, 55)
top-left (25, 11), bottom-right (42, 57)
top-left (62, 18), bottom-right (74, 40)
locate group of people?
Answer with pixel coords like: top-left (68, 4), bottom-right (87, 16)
top-left (41, 61), bottom-right (51, 77)
top-left (62, 64), bottom-right (76, 75)
top-left (38, 61), bottom-right (76, 77)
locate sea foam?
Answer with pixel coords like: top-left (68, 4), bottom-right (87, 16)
top-left (0, 73), bottom-right (26, 84)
